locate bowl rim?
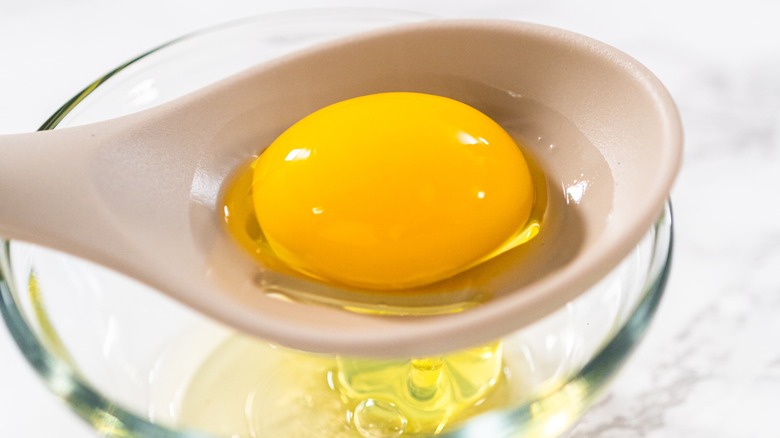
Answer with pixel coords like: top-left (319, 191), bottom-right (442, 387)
top-left (0, 9), bottom-right (674, 437)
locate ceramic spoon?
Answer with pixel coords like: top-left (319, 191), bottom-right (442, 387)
top-left (0, 20), bottom-right (682, 357)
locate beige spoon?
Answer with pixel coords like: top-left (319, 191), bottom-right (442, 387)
top-left (0, 20), bottom-right (681, 357)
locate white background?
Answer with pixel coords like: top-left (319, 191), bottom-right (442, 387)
top-left (3, 1), bottom-right (780, 436)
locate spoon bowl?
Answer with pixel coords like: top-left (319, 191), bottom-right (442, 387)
top-left (0, 19), bottom-right (681, 357)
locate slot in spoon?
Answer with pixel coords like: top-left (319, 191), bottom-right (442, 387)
top-left (0, 20), bottom-right (682, 357)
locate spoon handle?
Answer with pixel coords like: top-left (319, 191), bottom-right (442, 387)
top-left (0, 124), bottom-right (131, 261)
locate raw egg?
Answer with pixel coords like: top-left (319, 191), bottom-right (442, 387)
top-left (226, 92), bottom-right (536, 290)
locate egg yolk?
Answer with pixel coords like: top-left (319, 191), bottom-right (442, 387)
top-left (248, 92), bottom-right (534, 290)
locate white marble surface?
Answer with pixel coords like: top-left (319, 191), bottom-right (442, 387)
top-left (2, 1), bottom-right (780, 437)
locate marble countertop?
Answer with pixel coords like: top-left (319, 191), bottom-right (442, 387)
top-left (2, 1), bottom-right (779, 436)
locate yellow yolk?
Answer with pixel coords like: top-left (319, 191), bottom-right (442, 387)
top-left (247, 92), bottom-right (534, 290)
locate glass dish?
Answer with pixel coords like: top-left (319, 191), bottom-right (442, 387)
top-left (0, 9), bottom-right (673, 438)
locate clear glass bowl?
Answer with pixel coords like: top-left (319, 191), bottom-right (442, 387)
top-left (0, 9), bottom-right (673, 438)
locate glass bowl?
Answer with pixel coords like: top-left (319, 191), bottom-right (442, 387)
top-left (0, 9), bottom-right (673, 438)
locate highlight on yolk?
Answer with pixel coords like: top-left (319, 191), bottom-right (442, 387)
top-left (234, 92), bottom-right (535, 290)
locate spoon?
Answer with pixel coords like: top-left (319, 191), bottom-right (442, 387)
top-left (0, 20), bottom-right (682, 357)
